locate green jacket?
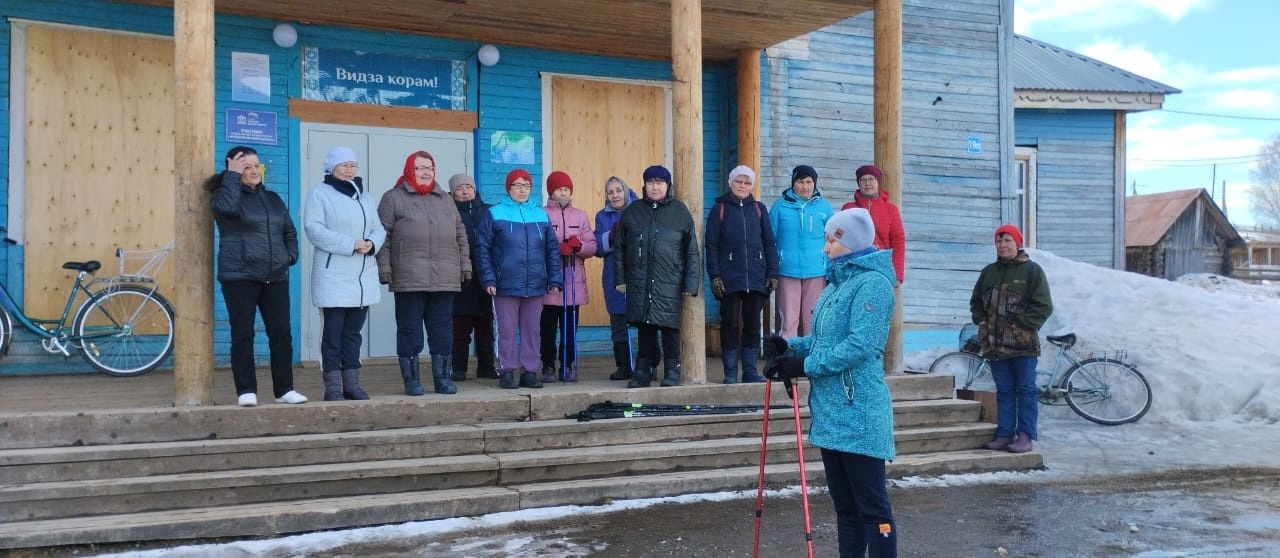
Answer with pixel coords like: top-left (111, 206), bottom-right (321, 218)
top-left (969, 251), bottom-right (1053, 360)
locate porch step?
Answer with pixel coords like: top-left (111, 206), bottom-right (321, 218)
top-left (0, 449), bottom-right (1042, 549)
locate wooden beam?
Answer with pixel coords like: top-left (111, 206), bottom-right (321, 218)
top-left (673, 0), bottom-right (707, 384)
top-left (288, 99), bottom-right (478, 131)
top-left (173, 0), bottom-right (215, 406)
top-left (1114, 110), bottom-right (1127, 270)
top-left (737, 48), bottom-right (767, 337)
top-left (874, 0), bottom-right (904, 374)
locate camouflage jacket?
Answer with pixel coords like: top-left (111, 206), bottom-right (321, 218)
top-left (969, 251), bottom-right (1053, 360)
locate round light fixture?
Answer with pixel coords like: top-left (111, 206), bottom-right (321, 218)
top-left (272, 23), bottom-right (298, 48)
top-left (477, 44), bottom-right (500, 67)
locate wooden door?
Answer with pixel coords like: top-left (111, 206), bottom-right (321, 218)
top-left (549, 77), bottom-right (667, 326)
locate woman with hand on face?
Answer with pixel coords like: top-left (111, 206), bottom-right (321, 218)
top-left (376, 150), bottom-right (470, 396)
top-left (304, 147), bottom-right (386, 401)
top-left (208, 146), bottom-right (305, 407)
top-left (475, 169), bottom-right (562, 390)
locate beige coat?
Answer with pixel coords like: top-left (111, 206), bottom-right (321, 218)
top-left (376, 184), bottom-right (470, 292)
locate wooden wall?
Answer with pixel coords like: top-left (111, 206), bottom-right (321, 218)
top-left (760, 0), bottom-right (1007, 326)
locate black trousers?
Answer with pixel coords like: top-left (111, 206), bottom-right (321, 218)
top-left (719, 291), bottom-right (765, 353)
top-left (320, 306), bottom-right (367, 372)
top-left (221, 280), bottom-right (293, 398)
top-left (636, 324), bottom-right (679, 365)
top-left (821, 448), bottom-right (897, 557)
top-left (540, 305), bottom-right (579, 367)
top-left (393, 291), bottom-right (454, 357)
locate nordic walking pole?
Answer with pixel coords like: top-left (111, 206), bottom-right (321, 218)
top-left (788, 379), bottom-right (815, 558)
top-left (561, 254), bottom-right (570, 383)
top-left (569, 253), bottom-right (578, 382)
top-left (752, 378), bottom-right (774, 558)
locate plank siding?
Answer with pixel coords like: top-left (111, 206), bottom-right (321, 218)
top-left (762, 0), bottom-right (1006, 326)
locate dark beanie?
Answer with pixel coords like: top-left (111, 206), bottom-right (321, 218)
top-left (546, 170), bottom-right (574, 196)
top-left (791, 165), bottom-right (818, 186)
top-left (855, 165), bottom-right (883, 183)
top-left (643, 165), bottom-right (672, 185)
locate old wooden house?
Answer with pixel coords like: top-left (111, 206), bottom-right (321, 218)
top-left (1234, 227), bottom-right (1280, 282)
top-left (1126, 188), bottom-right (1245, 279)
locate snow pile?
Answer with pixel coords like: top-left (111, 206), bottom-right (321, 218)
top-left (1029, 249), bottom-right (1280, 423)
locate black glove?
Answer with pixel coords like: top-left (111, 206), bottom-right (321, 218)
top-left (762, 334), bottom-right (789, 360)
top-left (765, 278), bottom-right (778, 295)
top-left (710, 278), bottom-right (725, 300)
top-left (764, 355), bottom-right (806, 381)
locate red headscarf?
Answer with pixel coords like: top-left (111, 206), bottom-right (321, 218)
top-left (398, 151), bottom-right (437, 195)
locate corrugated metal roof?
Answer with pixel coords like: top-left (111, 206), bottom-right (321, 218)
top-left (1013, 34), bottom-right (1181, 94)
top-left (1125, 189), bottom-right (1242, 247)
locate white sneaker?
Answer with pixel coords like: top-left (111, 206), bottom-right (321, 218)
top-left (275, 390), bottom-right (308, 404)
top-left (237, 393), bottom-right (258, 407)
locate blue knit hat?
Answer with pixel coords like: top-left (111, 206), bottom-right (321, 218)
top-left (642, 165), bottom-right (672, 185)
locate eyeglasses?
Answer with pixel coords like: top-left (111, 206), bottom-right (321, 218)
top-left (335, 162), bottom-right (359, 170)
top-left (414, 166), bottom-right (435, 172)
top-left (509, 182), bottom-right (532, 189)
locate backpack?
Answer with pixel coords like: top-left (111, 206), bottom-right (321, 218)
top-left (716, 200), bottom-right (764, 225)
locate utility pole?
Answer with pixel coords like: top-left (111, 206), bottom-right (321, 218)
top-left (1131, 180), bottom-right (1138, 196)
top-left (1222, 180), bottom-right (1228, 220)
top-left (1210, 163), bottom-right (1217, 199)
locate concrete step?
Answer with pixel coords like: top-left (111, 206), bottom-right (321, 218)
top-left (0, 449), bottom-right (1042, 549)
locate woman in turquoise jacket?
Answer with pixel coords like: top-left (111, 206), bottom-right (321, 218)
top-left (764, 207), bottom-right (898, 558)
top-left (769, 165), bottom-right (833, 338)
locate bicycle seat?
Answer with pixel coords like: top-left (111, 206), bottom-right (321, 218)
top-left (1046, 333), bottom-right (1076, 348)
top-left (62, 260), bottom-right (102, 273)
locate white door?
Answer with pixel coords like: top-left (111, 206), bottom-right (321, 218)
top-left (299, 123), bottom-right (473, 363)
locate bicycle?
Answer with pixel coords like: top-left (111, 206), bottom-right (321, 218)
top-left (929, 327), bottom-right (1152, 426)
top-left (0, 227), bottom-right (176, 376)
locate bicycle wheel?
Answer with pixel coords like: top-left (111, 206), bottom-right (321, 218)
top-left (0, 306), bottom-right (11, 356)
top-left (1063, 358), bottom-right (1152, 425)
top-left (929, 351), bottom-right (995, 392)
top-left (73, 285), bottom-right (175, 376)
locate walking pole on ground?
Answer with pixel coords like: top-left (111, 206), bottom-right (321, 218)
top-left (491, 297), bottom-right (502, 371)
top-left (561, 255), bottom-right (570, 382)
top-left (788, 379), bottom-right (816, 558)
top-left (569, 256), bottom-right (578, 381)
top-left (752, 378), bottom-right (774, 558)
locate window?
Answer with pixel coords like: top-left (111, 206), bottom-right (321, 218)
top-left (1014, 147), bottom-right (1038, 248)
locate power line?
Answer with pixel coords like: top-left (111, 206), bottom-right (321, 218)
top-left (1131, 154), bottom-right (1256, 163)
top-left (1130, 159), bottom-right (1257, 168)
top-left (1160, 109), bottom-right (1280, 121)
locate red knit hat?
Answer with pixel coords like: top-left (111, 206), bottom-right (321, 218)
top-left (855, 165), bottom-right (883, 183)
top-left (995, 224), bottom-right (1024, 249)
top-left (546, 170), bottom-right (574, 196)
top-left (505, 169), bottom-right (533, 192)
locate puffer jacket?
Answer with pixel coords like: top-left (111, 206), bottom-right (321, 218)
top-left (615, 190), bottom-right (701, 329)
top-left (769, 187), bottom-right (833, 280)
top-left (595, 188), bottom-right (638, 315)
top-left (844, 191), bottom-right (906, 283)
top-left (477, 195), bottom-right (562, 298)
top-left (376, 183), bottom-right (470, 293)
top-left (453, 195), bottom-right (492, 315)
top-left (211, 171), bottom-right (298, 283)
top-left (786, 248), bottom-right (897, 461)
top-left (969, 250), bottom-right (1053, 360)
top-left (304, 174), bottom-right (386, 308)
top-left (705, 192), bottom-right (779, 294)
top-left (543, 199), bottom-right (598, 307)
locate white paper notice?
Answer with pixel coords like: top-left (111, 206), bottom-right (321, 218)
top-left (232, 52), bottom-right (271, 104)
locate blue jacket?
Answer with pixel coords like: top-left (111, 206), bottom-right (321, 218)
top-left (477, 195), bottom-right (562, 298)
top-left (704, 193), bottom-right (779, 294)
top-left (594, 188), bottom-right (638, 315)
top-left (769, 187), bottom-right (833, 280)
top-left (787, 248), bottom-right (897, 460)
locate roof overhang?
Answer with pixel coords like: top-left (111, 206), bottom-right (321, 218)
top-left (118, 0), bottom-right (874, 61)
top-left (1015, 89), bottom-right (1168, 112)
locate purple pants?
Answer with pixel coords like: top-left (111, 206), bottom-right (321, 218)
top-left (777, 276), bottom-right (825, 338)
top-left (493, 295), bottom-right (543, 373)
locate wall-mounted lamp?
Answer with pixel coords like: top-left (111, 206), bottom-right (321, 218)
top-left (272, 23), bottom-right (298, 48)
top-left (477, 44), bottom-right (501, 67)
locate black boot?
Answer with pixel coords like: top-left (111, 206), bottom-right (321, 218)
top-left (451, 341), bottom-right (470, 382)
top-left (322, 370), bottom-right (343, 401)
top-left (541, 364), bottom-right (558, 384)
top-left (399, 356), bottom-right (425, 396)
top-left (497, 368), bottom-right (518, 389)
top-left (432, 354), bottom-right (457, 394)
top-left (476, 341), bottom-right (498, 379)
top-left (341, 368), bottom-right (370, 400)
top-left (721, 348), bottom-right (740, 384)
top-left (519, 368), bottom-right (544, 388)
top-left (660, 358), bottom-right (682, 387)
top-left (741, 348), bottom-right (766, 383)
top-left (609, 342), bottom-right (632, 380)
top-left (627, 358), bottom-right (653, 388)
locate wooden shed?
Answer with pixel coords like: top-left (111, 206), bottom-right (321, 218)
top-left (1233, 227), bottom-right (1280, 282)
top-left (1125, 189), bottom-right (1244, 279)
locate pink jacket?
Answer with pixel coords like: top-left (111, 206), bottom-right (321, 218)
top-left (543, 199), bottom-right (598, 306)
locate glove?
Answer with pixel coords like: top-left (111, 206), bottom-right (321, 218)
top-left (461, 270), bottom-right (473, 289)
top-left (566, 236), bottom-right (583, 253)
top-left (765, 278), bottom-right (778, 295)
top-left (710, 278), bottom-right (725, 300)
top-left (560, 241), bottom-right (573, 256)
top-left (764, 355), bottom-right (807, 400)
top-left (762, 334), bottom-right (789, 360)
top-left (379, 271), bottom-right (392, 285)
top-left (616, 284), bottom-right (626, 293)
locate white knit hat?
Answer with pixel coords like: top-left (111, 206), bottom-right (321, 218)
top-left (727, 165), bottom-right (756, 186)
top-left (324, 146), bottom-right (358, 173)
top-left (824, 208), bottom-right (876, 252)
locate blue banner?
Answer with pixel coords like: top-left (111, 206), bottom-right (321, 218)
top-left (225, 108), bottom-right (278, 146)
top-left (302, 47), bottom-right (466, 110)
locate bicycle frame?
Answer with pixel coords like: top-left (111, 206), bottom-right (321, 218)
top-left (0, 270), bottom-right (98, 345)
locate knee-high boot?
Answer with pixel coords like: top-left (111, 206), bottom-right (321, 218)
top-left (451, 341), bottom-right (470, 381)
top-left (627, 358), bottom-right (653, 388)
top-left (322, 370), bottom-right (343, 401)
top-left (660, 358), bottom-right (682, 387)
top-left (400, 356), bottom-right (425, 396)
top-left (721, 349), bottom-right (740, 384)
top-left (432, 353), bottom-right (457, 395)
top-left (741, 348), bottom-right (766, 383)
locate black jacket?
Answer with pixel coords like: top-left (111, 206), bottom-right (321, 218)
top-left (705, 192), bottom-right (779, 294)
top-left (453, 195), bottom-right (493, 315)
top-left (614, 191), bottom-right (701, 329)
top-left (212, 172), bottom-right (298, 283)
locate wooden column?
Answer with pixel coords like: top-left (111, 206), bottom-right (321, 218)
top-left (738, 49), bottom-right (769, 336)
top-left (673, 0), bottom-right (706, 384)
top-left (874, 0), bottom-right (904, 373)
top-left (173, 0), bottom-right (216, 405)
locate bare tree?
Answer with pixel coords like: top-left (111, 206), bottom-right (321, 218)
top-left (1251, 133), bottom-right (1280, 229)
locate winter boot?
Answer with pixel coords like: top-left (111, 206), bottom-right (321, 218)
top-left (541, 364), bottom-right (558, 384)
top-left (720, 348), bottom-right (740, 384)
top-left (519, 368), bottom-right (544, 388)
top-left (322, 370), bottom-right (344, 401)
top-left (983, 436), bottom-right (1013, 451)
top-left (1007, 432), bottom-right (1034, 453)
top-left (564, 362), bottom-right (578, 383)
top-left (451, 341), bottom-right (470, 381)
top-left (627, 358), bottom-right (653, 388)
top-left (741, 348), bottom-right (766, 383)
top-left (476, 341), bottom-right (499, 379)
top-left (341, 368), bottom-right (370, 400)
top-left (660, 358), bottom-right (682, 387)
top-left (497, 368), bottom-right (518, 390)
top-left (399, 356), bottom-right (425, 396)
top-left (431, 354), bottom-right (457, 394)
top-left (609, 342), bottom-right (633, 380)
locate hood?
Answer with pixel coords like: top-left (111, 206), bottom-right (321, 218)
top-left (995, 250), bottom-right (1031, 266)
top-left (602, 187), bottom-right (638, 214)
top-left (781, 186), bottom-right (824, 205)
top-left (827, 248), bottom-right (895, 285)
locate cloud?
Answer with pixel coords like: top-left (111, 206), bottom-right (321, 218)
top-left (1126, 117), bottom-right (1261, 173)
top-left (1213, 89), bottom-right (1279, 113)
top-left (1015, 0), bottom-right (1212, 34)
